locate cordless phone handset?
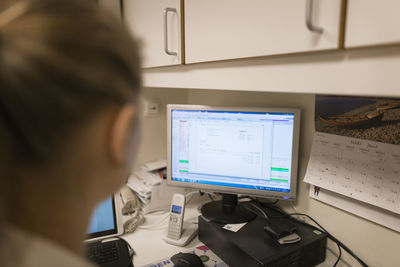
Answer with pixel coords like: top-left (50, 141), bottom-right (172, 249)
top-left (167, 193), bottom-right (186, 240)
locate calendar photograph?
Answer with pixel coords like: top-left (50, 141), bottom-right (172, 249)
top-left (315, 95), bottom-right (400, 144)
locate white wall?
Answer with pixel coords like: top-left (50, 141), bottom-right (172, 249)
top-left (138, 87), bottom-right (400, 266)
top-left (135, 87), bottom-right (188, 167)
top-left (186, 89), bottom-right (400, 267)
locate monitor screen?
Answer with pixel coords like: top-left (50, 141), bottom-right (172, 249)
top-left (87, 197), bottom-right (118, 239)
top-left (167, 105), bottom-right (300, 200)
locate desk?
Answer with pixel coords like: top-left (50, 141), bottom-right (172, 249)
top-left (122, 194), bottom-right (337, 267)
top-left (122, 194), bottom-right (208, 266)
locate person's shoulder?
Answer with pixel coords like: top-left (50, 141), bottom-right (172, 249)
top-left (0, 223), bottom-right (94, 267)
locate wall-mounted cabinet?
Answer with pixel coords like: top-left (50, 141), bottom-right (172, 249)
top-left (345, 0), bottom-right (400, 48)
top-left (114, 0), bottom-right (400, 97)
top-left (123, 0), bottom-right (183, 68)
top-left (184, 0), bottom-right (345, 64)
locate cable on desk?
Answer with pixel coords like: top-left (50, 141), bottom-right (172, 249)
top-left (117, 237), bottom-right (135, 267)
top-left (249, 196), bottom-right (280, 205)
top-left (242, 196), bottom-right (284, 218)
top-left (198, 191), bottom-right (222, 202)
top-left (257, 202), bottom-right (368, 267)
top-left (289, 200), bottom-right (299, 214)
top-left (264, 204), bottom-right (345, 266)
top-left (243, 201), bottom-right (269, 219)
top-left (184, 190), bottom-right (199, 204)
top-left (261, 198), bottom-right (280, 205)
top-left (287, 212), bottom-right (342, 267)
top-left (242, 200), bottom-right (343, 266)
top-left (137, 211), bottom-right (170, 230)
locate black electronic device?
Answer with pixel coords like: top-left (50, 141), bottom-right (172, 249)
top-left (171, 252), bottom-right (205, 267)
top-left (85, 195), bottom-right (133, 267)
top-left (198, 214), bottom-right (327, 267)
top-left (263, 217), bottom-right (297, 240)
top-left (86, 239), bottom-right (132, 267)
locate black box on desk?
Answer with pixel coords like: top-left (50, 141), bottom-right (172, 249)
top-left (198, 215), bottom-right (327, 267)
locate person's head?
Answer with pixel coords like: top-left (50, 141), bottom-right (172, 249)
top-left (0, 0), bottom-right (142, 222)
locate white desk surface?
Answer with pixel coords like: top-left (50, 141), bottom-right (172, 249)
top-left (122, 194), bottom-right (207, 267)
top-left (122, 194), bottom-right (336, 267)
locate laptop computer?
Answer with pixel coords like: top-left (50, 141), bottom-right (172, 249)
top-left (85, 194), bottom-right (133, 267)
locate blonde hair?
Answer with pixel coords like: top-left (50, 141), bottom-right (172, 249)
top-left (0, 0), bottom-right (141, 197)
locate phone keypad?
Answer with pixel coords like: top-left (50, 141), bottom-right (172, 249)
top-left (167, 215), bottom-right (183, 239)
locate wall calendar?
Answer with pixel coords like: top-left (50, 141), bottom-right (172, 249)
top-left (304, 95), bottom-right (400, 221)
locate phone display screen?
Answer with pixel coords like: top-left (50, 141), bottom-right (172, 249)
top-left (171, 205), bottom-right (182, 214)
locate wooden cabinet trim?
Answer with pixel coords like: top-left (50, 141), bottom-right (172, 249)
top-left (180, 0), bottom-right (185, 64)
top-left (338, 0), bottom-right (348, 50)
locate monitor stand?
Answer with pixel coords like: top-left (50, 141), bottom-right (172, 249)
top-left (201, 194), bottom-right (256, 224)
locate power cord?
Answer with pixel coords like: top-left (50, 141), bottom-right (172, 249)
top-left (185, 190), bottom-right (200, 204)
top-left (262, 204), bottom-right (344, 266)
top-left (285, 212), bottom-right (342, 267)
top-left (257, 201), bottom-right (368, 267)
top-left (137, 211), bottom-right (170, 230)
top-left (207, 192), bottom-right (215, 202)
top-left (247, 196), bottom-right (280, 205)
top-left (245, 202), bottom-right (269, 219)
top-left (117, 237), bottom-right (135, 267)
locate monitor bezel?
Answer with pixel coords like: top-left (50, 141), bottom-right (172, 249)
top-left (167, 104), bottom-right (301, 200)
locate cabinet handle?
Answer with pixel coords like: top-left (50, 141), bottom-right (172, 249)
top-left (163, 7), bottom-right (178, 56)
top-left (306, 0), bottom-right (323, 34)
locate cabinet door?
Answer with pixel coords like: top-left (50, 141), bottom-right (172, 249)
top-left (123, 0), bottom-right (182, 68)
top-left (185, 0), bottom-right (344, 64)
top-left (346, 0), bottom-right (400, 48)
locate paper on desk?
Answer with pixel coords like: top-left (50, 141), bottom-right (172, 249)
top-left (304, 132), bottom-right (400, 214)
top-left (134, 169), bottom-right (162, 186)
top-left (126, 175), bottom-right (153, 205)
top-left (141, 159), bottom-right (167, 172)
top-left (126, 168), bottom-right (162, 194)
top-left (127, 175), bottom-right (152, 197)
top-left (222, 222), bottom-right (247, 232)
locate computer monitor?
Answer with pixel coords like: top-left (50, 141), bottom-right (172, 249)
top-left (167, 105), bottom-right (301, 223)
top-left (86, 195), bottom-right (123, 241)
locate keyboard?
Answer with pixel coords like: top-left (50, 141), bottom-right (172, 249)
top-left (87, 240), bottom-right (120, 265)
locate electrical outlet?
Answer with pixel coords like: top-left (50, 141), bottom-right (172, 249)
top-left (143, 99), bottom-right (160, 116)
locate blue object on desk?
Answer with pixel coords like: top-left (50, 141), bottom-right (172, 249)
top-left (87, 197), bottom-right (115, 234)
